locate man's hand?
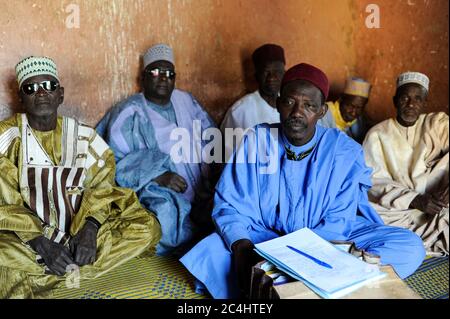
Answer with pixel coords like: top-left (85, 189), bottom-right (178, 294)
top-left (410, 193), bottom-right (447, 216)
top-left (232, 239), bottom-right (263, 298)
top-left (28, 236), bottom-right (76, 276)
top-left (434, 185), bottom-right (449, 207)
top-left (69, 220), bottom-right (99, 266)
top-left (153, 171), bottom-right (188, 193)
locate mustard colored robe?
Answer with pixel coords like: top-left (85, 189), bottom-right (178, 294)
top-left (0, 114), bottom-right (161, 298)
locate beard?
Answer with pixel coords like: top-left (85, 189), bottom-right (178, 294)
top-left (399, 109), bottom-right (419, 124)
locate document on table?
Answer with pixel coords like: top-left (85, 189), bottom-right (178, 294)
top-left (254, 228), bottom-right (386, 299)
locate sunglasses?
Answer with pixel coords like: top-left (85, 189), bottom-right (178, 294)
top-left (21, 80), bottom-right (60, 95)
top-left (145, 67), bottom-right (176, 79)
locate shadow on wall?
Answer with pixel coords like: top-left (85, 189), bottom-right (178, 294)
top-left (1, 75), bottom-right (23, 119)
top-left (240, 47), bottom-right (258, 97)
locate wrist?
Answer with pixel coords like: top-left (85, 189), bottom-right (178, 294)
top-left (410, 194), bottom-right (425, 210)
top-left (85, 218), bottom-right (101, 232)
top-left (27, 235), bottom-right (46, 253)
top-left (232, 239), bottom-right (254, 252)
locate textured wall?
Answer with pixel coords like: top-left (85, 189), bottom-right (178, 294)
top-left (0, 0), bottom-right (448, 126)
top-left (354, 0), bottom-right (449, 123)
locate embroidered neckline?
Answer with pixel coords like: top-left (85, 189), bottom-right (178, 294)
top-left (284, 144), bottom-right (315, 161)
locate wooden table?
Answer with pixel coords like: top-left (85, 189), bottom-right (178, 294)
top-left (272, 265), bottom-right (421, 299)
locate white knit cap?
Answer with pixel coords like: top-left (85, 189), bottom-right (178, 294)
top-left (15, 56), bottom-right (59, 87)
top-left (143, 44), bottom-right (174, 69)
top-left (397, 71), bottom-right (429, 91)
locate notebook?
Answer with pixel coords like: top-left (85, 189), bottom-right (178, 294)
top-left (254, 228), bottom-right (387, 299)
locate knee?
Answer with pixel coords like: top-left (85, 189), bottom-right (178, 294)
top-left (407, 231), bottom-right (426, 261)
top-left (390, 229), bottom-right (426, 278)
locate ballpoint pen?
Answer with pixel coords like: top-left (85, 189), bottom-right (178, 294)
top-left (286, 245), bottom-right (333, 269)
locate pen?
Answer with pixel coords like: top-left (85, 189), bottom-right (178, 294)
top-left (286, 245), bottom-right (333, 269)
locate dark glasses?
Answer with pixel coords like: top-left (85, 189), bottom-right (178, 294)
top-left (145, 68), bottom-right (176, 79)
top-left (21, 80), bottom-right (60, 95)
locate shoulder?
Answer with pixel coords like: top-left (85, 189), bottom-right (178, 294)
top-left (172, 89), bottom-right (205, 110)
top-left (0, 115), bottom-right (20, 155)
top-left (0, 114), bottom-right (19, 135)
top-left (423, 112), bottom-right (448, 124)
top-left (319, 126), bottom-right (363, 156)
top-left (106, 93), bottom-right (146, 118)
top-left (237, 122), bottom-right (277, 145)
top-left (171, 88), bottom-right (198, 104)
top-left (364, 118), bottom-right (393, 139)
top-left (116, 93), bottom-right (146, 112)
top-left (100, 94), bottom-right (148, 129)
top-left (229, 91), bottom-right (259, 113)
top-left (76, 119), bottom-right (111, 159)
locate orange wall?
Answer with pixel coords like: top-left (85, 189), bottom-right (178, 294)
top-left (0, 0), bottom-right (448, 126)
top-left (354, 0), bottom-right (449, 123)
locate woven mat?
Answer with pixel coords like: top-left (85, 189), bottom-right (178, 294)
top-left (52, 255), bottom-right (448, 299)
top-left (53, 255), bottom-right (205, 299)
top-left (405, 256), bottom-right (449, 299)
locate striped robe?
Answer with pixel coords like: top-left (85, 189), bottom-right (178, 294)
top-left (0, 114), bottom-right (161, 298)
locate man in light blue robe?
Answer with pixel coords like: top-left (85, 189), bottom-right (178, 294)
top-left (96, 44), bottom-right (217, 256)
top-left (180, 63), bottom-right (425, 299)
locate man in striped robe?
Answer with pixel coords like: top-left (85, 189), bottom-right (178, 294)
top-left (0, 56), bottom-right (162, 298)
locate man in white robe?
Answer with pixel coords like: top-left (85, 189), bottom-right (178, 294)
top-left (220, 44), bottom-right (285, 159)
top-left (363, 71), bottom-right (449, 256)
top-left (221, 44), bottom-right (285, 132)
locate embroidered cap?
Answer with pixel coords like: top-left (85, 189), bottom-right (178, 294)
top-left (143, 44), bottom-right (174, 69)
top-left (397, 71), bottom-right (429, 91)
top-left (16, 56), bottom-right (59, 87)
top-left (344, 77), bottom-right (371, 98)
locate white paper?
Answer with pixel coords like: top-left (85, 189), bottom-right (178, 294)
top-left (254, 228), bottom-right (385, 296)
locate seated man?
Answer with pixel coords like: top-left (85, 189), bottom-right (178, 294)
top-left (363, 71), bottom-right (448, 256)
top-left (221, 44), bottom-right (285, 159)
top-left (318, 77), bottom-right (371, 143)
top-left (220, 43), bottom-right (285, 132)
top-left (180, 63), bottom-right (425, 299)
top-left (0, 56), bottom-right (161, 298)
top-left (96, 44), bottom-right (217, 256)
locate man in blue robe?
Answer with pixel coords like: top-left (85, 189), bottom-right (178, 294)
top-left (180, 63), bottom-right (425, 299)
top-left (96, 44), bottom-right (217, 256)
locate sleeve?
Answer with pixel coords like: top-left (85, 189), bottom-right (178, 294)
top-left (212, 131), bottom-right (264, 250)
top-left (0, 153), bottom-right (44, 243)
top-left (220, 107), bottom-right (240, 132)
top-left (76, 143), bottom-right (118, 226)
top-left (97, 104), bottom-right (174, 192)
top-left (317, 107), bottom-right (334, 129)
top-left (311, 144), bottom-right (374, 240)
top-left (191, 94), bottom-right (217, 131)
top-left (71, 138), bottom-right (162, 246)
top-left (362, 129), bottom-right (419, 210)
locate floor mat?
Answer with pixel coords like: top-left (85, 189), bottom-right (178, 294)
top-left (53, 255), bottom-right (206, 299)
top-left (52, 255), bottom-right (448, 299)
top-left (405, 256), bottom-right (449, 299)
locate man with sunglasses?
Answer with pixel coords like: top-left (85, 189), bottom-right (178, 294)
top-left (0, 56), bottom-right (161, 298)
top-left (97, 44), bottom-right (217, 256)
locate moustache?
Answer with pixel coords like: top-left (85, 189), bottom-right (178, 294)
top-left (284, 118), bottom-right (307, 129)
